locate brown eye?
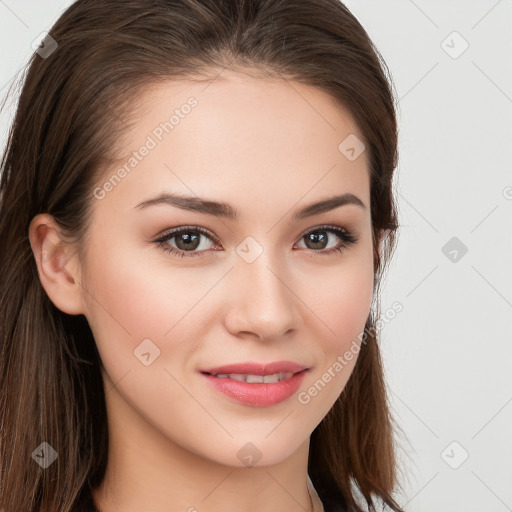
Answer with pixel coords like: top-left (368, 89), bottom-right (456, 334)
top-left (154, 226), bottom-right (218, 258)
top-left (303, 230), bottom-right (329, 250)
top-left (296, 225), bottom-right (358, 255)
top-left (173, 231), bottom-right (201, 251)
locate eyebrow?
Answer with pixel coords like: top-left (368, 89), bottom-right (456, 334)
top-left (134, 192), bottom-right (366, 220)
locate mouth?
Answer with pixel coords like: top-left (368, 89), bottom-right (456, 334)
top-left (200, 360), bottom-right (308, 376)
top-left (203, 371), bottom-right (296, 383)
top-left (199, 361), bottom-right (309, 407)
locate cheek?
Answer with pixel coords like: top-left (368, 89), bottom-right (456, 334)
top-left (79, 241), bottom-right (168, 370)
top-left (303, 255), bottom-right (374, 353)
top-left (80, 242), bottom-right (215, 382)
top-left (295, 259), bottom-right (373, 415)
top-left (328, 282), bottom-right (372, 350)
top-left (82, 255), bottom-right (161, 336)
top-left (81, 235), bottom-right (185, 335)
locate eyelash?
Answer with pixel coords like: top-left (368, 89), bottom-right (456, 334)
top-left (154, 224), bottom-right (359, 259)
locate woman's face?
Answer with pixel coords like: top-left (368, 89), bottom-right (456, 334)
top-left (77, 69), bottom-right (374, 467)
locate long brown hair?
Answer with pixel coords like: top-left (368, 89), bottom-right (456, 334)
top-left (0, 1), bottom-right (405, 510)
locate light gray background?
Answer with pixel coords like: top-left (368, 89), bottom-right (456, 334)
top-left (1, 1), bottom-right (511, 511)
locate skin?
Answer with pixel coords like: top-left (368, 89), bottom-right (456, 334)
top-left (29, 68), bottom-right (377, 512)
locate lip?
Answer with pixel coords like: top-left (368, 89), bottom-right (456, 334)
top-left (200, 361), bottom-right (308, 376)
top-left (200, 361), bottom-right (309, 407)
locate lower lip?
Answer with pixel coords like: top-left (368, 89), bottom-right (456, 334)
top-left (201, 370), bottom-right (308, 407)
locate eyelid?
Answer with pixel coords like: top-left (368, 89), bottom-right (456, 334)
top-left (155, 225), bottom-right (219, 243)
top-left (154, 223), bottom-right (355, 242)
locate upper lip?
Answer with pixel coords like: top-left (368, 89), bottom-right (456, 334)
top-left (200, 361), bottom-right (308, 376)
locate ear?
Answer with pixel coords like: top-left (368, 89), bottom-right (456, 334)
top-left (28, 213), bottom-right (85, 315)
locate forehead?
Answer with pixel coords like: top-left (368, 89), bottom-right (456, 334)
top-left (95, 69), bottom-right (370, 218)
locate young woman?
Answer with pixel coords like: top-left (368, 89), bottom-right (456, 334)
top-left (0, 1), bottom-right (405, 511)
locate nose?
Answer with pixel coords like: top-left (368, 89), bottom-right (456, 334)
top-left (224, 252), bottom-right (301, 342)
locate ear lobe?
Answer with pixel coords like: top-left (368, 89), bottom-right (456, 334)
top-left (28, 213), bottom-right (85, 315)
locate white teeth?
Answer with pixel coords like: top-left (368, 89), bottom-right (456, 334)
top-left (245, 374), bottom-right (264, 383)
top-left (212, 372), bottom-right (294, 383)
top-left (229, 374), bottom-right (248, 382)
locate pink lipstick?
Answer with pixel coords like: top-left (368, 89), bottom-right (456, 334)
top-left (200, 361), bottom-right (308, 407)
